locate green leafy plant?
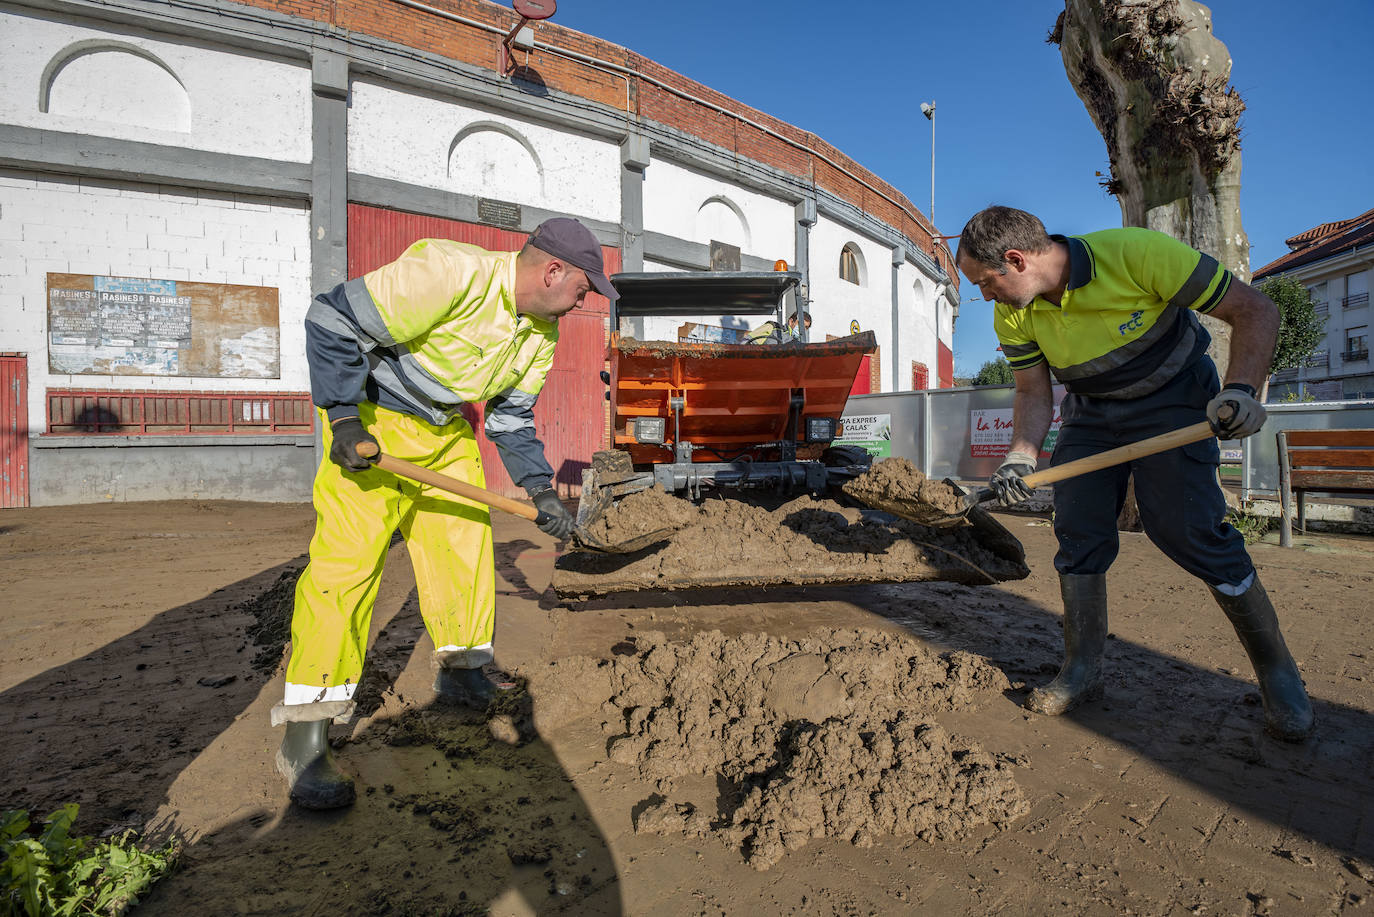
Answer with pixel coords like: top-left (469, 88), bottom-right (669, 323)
top-left (971, 356), bottom-right (1015, 386)
top-left (1257, 275), bottom-right (1326, 375)
top-left (3, 806), bottom-right (178, 917)
top-left (1278, 389), bottom-right (1317, 403)
top-left (1225, 507), bottom-right (1274, 545)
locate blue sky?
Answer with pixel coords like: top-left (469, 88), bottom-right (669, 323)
top-left (556, 0), bottom-right (1374, 376)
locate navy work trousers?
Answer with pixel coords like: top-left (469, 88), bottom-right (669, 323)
top-left (1050, 356), bottom-right (1254, 588)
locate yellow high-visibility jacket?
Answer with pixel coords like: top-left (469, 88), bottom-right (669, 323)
top-left (305, 239), bottom-right (559, 491)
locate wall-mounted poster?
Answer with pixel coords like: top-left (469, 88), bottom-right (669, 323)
top-left (47, 273), bottom-right (280, 378)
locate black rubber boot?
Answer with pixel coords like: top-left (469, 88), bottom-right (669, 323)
top-left (276, 720), bottom-right (356, 810)
top-left (1211, 579), bottom-right (1315, 742)
top-left (1026, 573), bottom-right (1108, 715)
top-left (434, 666), bottom-right (511, 709)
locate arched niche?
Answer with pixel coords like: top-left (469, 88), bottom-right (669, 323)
top-left (41, 41), bottom-right (191, 132)
top-left (695, 195), bottom-right (751, 251)
top-left (447, 121), bottom-right (544, 199)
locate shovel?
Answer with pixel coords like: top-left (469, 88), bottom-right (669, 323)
top-left (847, 419), bottom-right (1219, 526)
top-left (353, 442), bottom-right (672, 554)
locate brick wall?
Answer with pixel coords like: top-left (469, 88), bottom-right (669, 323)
top-left (0, 171), bottom-right (313, 430)
top-left (223, 0), bottom-right (956, 283)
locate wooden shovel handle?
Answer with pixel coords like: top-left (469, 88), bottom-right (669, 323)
top-left (354, 442), bottom-right (538, 521)
top-left (1021, 420), bottom-right (1216, 489)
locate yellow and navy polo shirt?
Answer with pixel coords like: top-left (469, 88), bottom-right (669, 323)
top-left (994, 228), bottom-right (1232, 399)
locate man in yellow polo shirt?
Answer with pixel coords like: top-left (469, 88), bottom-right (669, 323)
top-left (272, 218), bottom-right (619, 808)
top-left (955, 205), bottom-right (1312, 742)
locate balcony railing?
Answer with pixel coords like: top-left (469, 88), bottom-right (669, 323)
top-left (1271, 367), bottom-right (1298, 382)
top-left (1305, 349), bottom-right (1330, 368)
top-left (1314, 301), bottom-right (1329, 315)
top-left (1343, 348), bottom-right (1370, 363)
top-left (47, 390), bottom-right (315, 435)
top-left (1343, 292), bottom-right (1369, 310)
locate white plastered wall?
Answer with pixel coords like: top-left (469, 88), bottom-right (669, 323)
top-left (633, 161), bottom-right (794, 342)
top-left (642, 159), bottom-right (793, 263)
top-left (896, 263), bottom-right (940, 391)
top-left (348, 81), bottom-right (620, 224)
top-left (0, 9), bottom-right (311, 162)
top-left (808, 217), bottom-right (893, 360)
top-left (0, 171), bottom-right (313, 433)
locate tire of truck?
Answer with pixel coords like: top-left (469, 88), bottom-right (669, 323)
top-left (820, 444), bottom-right (873, 469)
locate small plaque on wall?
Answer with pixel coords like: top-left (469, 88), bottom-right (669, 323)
top-left (478, 198), bottom-right (522, 229)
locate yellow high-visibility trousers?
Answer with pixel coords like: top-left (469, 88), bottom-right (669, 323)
top-left (282, 403), bottom-right (495, 709)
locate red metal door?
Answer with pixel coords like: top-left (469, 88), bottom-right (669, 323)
top-left (1, 354), bottom-right (29, 508)
top-left (346, 204), bottom-right (614, 497)
top-left (937, 341), bottom-right (954, 389)
top-left (849, 354), bottom-right (872, 396)
top-left (912, 362), bottom-right (929, 391)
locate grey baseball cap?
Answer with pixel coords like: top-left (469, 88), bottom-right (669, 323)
top-left (528, 217), bottom-right (619, 301)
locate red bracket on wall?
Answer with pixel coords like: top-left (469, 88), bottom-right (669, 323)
top-left (502, 0), bottom-right (556, 75)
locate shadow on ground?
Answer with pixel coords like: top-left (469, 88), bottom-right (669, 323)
top-left (1, 538), bottom-right (622, 916)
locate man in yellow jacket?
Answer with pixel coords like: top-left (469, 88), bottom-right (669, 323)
top-left (273, 217), bottom-right (618, 809)
top-left (956, 205), bottom-right (1312, 744)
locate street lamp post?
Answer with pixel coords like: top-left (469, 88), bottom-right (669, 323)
top-left (920, 100), bottom-right (935, 227)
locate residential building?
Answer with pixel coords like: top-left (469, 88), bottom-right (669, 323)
top-left (1253, 208), bottom-right (1373, 401)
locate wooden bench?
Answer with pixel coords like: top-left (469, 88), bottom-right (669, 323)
top-left (1276, 428), bottom-right (1374, 546)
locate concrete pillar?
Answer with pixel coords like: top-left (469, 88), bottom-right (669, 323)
top-left (310, 50), bottom-right (349, 469)
top-left (794, 196), bottom-right (816, 342)
top-left (620, 134), bottom-right (649, 272)
top-left (891, 245), bottom-right (906, 392)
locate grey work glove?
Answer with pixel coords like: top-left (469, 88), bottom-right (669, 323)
top-left (531, 487), bottom-right (575, 540)
top-left (1206, 383), bottom-right (1266, 439)
top-left (988, 450), bottom-right (1038, 507)
top-left (329, 416), bottom-right (379, 472)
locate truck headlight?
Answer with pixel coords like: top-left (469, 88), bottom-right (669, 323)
top-left (633, 417), bottom-right (666, 444)
top-left (805, 417), bottom-right (837, 442)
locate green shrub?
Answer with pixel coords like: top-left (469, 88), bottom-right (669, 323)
top-left (2, 806), bottom-right (178, 917)
top-left (1225, 507), bottom-right (1275, 544)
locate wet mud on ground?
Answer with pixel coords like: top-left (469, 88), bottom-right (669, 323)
top-left (2, 499), bottom-right (1373, 915)
top-left (559, 485), bottom-right (1028, 597)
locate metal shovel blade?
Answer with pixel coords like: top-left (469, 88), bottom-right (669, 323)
top-left (571, 466), bottom-right (676, 554)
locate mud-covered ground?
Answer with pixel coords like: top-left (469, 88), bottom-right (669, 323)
top-left (3, 498), bottom-right (1374, 916)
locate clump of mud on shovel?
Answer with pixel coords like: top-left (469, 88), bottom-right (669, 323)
top-left (842, 457), bottom-right (969, 523)
top-left (579, 484), bottom-right (698, 545)
top-left (526, 628), bottom-right (1030, 870)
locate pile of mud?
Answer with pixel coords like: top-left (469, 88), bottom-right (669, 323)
top-left (556, 486), bottom-right (1027, 596)
top-left (527, 628), bottom-right (1030, 870)
top-left (842, 456), bottom-right (971, 521)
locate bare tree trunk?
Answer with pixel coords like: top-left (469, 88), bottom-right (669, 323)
top-left (1053, 0), bottom-right (1251, 525)
top-left (1054, 0), bottom-right (1248, 381)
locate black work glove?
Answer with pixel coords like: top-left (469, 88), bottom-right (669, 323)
top-left (531, 487), bottom-right (574, 540)
top-left (1206, 383), bottom-right (1266, 439)
top-left (988, 450), bottom-right (1038, 507)
top-left (329, 416), bottom-right (379, 472)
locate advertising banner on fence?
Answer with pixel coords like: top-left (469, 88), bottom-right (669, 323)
top-left (835, 413), bottom-right (891, 458)
top-left (970, 404), bottom-right (1063, 457)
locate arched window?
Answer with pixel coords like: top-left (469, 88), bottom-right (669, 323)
top-left (839, 243), bottom-right (864, 285)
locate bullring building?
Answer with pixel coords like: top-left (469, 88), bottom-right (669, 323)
top-left (0, 0), bottom-right (959, 507)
